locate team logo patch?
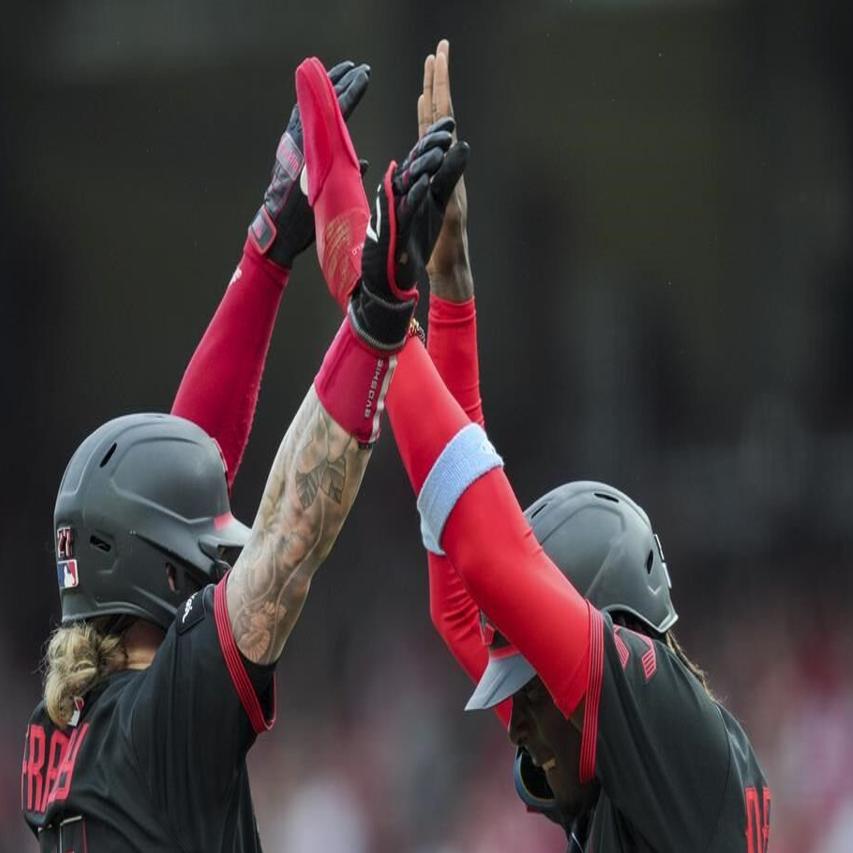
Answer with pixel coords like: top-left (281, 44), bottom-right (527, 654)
top-left (57, 526), bottom-right (74, 559)
top-left (57, 559), bottom-right (79, 589)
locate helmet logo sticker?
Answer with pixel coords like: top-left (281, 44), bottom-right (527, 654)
top-left (57, 527), bottom-right (74, 559)
top-left (57, 559), bottom-right (79, 589)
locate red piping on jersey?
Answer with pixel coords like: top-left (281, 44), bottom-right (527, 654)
top-left (213, 578), bottom-right (275, 734)
top-left (614, 628), bottom-right (630, 670)
top-left (639, 635), bottom-right (657, 681)
top-left (614, 625), bottom-right (658, 682)
top-left (580, 606), bottom-right (604, 783)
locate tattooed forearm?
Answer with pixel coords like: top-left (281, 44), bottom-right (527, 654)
top-left (225, 386), bottom-right (372, 664)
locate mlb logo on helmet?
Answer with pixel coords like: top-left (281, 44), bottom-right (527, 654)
top-left (57, 559), bottom-right (79, 589)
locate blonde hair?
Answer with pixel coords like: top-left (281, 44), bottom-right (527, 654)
top-left (42, 620), bottom-right (127, 728)
top-left (666, 629), bottom-right (714, 699)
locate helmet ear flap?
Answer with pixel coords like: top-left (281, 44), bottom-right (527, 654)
top-left (197, 536), bottom-right (242, 580)
top-left (165, 561), bottom-right (201, 596)
top-left (513, 748), bottom-right (562, 825)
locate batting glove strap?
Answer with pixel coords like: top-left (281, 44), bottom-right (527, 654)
top-left (416, 423), bottom-right (504, 554)
top-left (315, 318), bottom-right (398, 447)
top-left (347, 284), bottom-right (415, 352)
top-left (248, 124), bottom-right (311, 269)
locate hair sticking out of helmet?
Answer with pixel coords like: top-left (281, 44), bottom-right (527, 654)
top-left (42, 619), bottom-right (127, 728)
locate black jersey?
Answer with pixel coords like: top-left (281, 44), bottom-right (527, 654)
top-left (564, 610), bottom-right (770, 852)
top-left (21, 582), bottom-right (275, 853)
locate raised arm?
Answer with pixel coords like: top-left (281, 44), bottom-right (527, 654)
top-left (386, 339), bottom-right (593, 722)
top-left (225, 383), bottom-right (371, 663)
top-left (423, 42), bottom-right (482, 422)
top-left (171, 62), bottom-right (370, 487)
top-left (416, 42), bottom-right (496, 712)
top-left (421, 42), bottom-right (474, 308)
top-left (224, 57), bottom-right (468, 664)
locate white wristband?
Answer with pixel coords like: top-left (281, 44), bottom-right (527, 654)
top-left (416, 423), bottom-right (504, 555)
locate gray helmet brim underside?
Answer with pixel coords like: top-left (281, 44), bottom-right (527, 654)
top-left (465, 651), bottom-right (536, 711)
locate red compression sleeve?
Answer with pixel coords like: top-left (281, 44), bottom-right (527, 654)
top-left (171, 239), bottom-right (288, 489)
top-left (423, 294), bottom-right (511, 723)
top-left (387, 338), bottom-right (591, 718)
top-left (427, 295), bottom-right (484, 425)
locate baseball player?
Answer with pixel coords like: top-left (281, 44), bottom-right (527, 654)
top-left (313, 40), bottom-right (771, 853)
top-left (21, 56), bottom-right (466, 852)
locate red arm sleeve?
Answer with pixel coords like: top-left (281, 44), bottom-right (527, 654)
top-left (171, 239), bottom-right (288, 488)
top-left (426, 295), bottom-right (484, 425)
top-left (387, 338), bottom-right (591, 718)
top-left (424, 295), bottom-right (512, 725)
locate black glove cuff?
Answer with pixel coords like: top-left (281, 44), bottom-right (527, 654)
top-left (249, 206), bottom-right (277, 255)
top-left (248, 174), bottom-right (315, 270)
top-left (348, 282), bottom-right (415, 351)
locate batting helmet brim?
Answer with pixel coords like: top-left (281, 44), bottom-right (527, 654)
top-left (197, 513), bottom-right (253, 569)
top-left (206, 513), bottom-right (252, 549)
top-left (465, 650), bottom-right (536, 711)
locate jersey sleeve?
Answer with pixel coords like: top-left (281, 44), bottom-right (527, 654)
top-left (582, 610), bottom-right (731, 849)
top-left (126, 579), bottom-right (275, 849)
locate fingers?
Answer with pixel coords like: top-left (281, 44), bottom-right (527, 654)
top-left (327, 60), bottom-right (356, 84)
top-left (417, 93), bottom-right (431, 140)
top-left (421, 116), bottom-right (456, 141)
top-left (407, 147), bottom-right (445, 185)
top-left (400, 117), bottom-right (455, 176)
top-left (433, 40), bottom-right (454, 127)
top-left (333, 63), bottom-right (370, 96)
top-left (407, 173), bottom-right (430, 215)
top-left (394, 139), bottom-right (448, 195)
top-left (335, 63), bottom-right (371, 120)
top-left (430, 141), bottom-right (470, 210)
top-left (397, 173), bottom-right (430, 234)
top-left (420, 54), bottom-right (435, 137)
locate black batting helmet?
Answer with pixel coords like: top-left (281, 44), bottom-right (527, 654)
top-left (466, 481), bottom-right (676, 711)
top-left (53, 413), bottom-right (251, 631)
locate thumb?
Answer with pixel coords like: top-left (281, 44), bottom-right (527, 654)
top-left (430, 141), bottom-right (470, 211)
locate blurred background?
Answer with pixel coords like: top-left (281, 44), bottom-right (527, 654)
top-left (2, 0), bottom-right (852, 850)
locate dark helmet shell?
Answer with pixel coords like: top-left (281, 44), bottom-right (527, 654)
top-left (524, 480), bottom-right (676, 634)
top-left (54, 413), bottom-right (250, 630)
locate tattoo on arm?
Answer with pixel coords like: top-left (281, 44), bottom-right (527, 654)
top-left (225, 386), bottom-right (371, 664)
